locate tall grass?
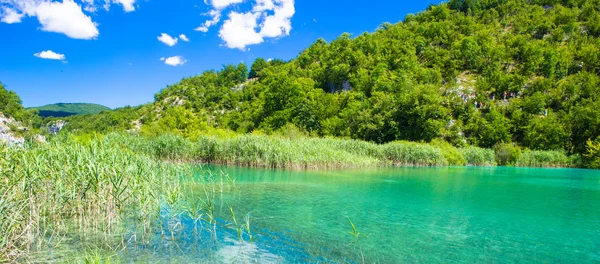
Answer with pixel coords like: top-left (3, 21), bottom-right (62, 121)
top-left (105, 134), bottom-right (455, 168)
top-left (515, 150), bottom-right (575, 168)
top-left (102, 133), bottom-right (592, 169)
top-left (462, 146), bottom-right (496, 166)
top-left (0, 138), bottom-right (195, 261)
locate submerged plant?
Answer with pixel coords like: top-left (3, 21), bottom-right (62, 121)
top-left (347, 218), bottom-right (368, 264)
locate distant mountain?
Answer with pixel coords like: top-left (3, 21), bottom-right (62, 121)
top-left (31, 103), bottom-right (111, 118)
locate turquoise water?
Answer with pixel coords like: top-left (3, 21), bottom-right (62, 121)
top-left (128, 166), bottom-right (600, 263)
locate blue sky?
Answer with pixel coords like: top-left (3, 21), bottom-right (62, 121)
top-left (0, 0), bottom-right (442, 108)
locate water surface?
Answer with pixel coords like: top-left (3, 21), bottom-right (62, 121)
top-left (133, 166), bottom-right (600, 263)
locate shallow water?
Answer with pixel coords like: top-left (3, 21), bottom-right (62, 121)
top-left (125, 166), bottom-right (600, 263)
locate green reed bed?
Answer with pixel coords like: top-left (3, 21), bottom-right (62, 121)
top-left (0, 138), bottom-right (196, 262)
top-left (103, 133), bottom-right (585, 169)
top-left (463, 146), bottom-right (496, 166)
top-left (515, 150), bottom-right (577, 168)
top-left (106, 133), bottom-right (456, 168)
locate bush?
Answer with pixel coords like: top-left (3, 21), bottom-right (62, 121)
top-left (430, 139), bottom-right (466, 166)
top-left (493, 143), bottom-right (521, 166)
top-left (584, 138), bottom-right (600, 169)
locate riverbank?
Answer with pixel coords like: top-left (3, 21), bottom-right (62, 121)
top-left (101, 133), bottom-right (579, 169)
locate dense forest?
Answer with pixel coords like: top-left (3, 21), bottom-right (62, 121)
top-left (7, 0), bottom-right (600, 167)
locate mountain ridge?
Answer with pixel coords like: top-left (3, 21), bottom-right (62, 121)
top-left (31, 103), bottom-right (112, 118)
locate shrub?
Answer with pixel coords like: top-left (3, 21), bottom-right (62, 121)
top-left (430, 139), bottom-right (466, 166)
top-left (493, 143), bottom-right (521, 166)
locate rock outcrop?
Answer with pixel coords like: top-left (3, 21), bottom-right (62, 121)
top-left (0, 113), bottom-right (25, 146)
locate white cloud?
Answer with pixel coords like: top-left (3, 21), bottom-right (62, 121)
top-left (195, 8), bottom-right (220, 32)
top-left (179, 34), bottom-right (189, 42)
top-left (157, 33), bottom-right (178, 46)
top-left (253, 0), bottom-right (274, 12)
top-left (34, 50), bottom-right (65, 60)
top-left (113, 0), bottom-right (135, 12)
top-left (0, 7), bottom-right (24, 24)
top-left (160, 56), bottom-right (187, 66)
top-left (199, 0), bottom-right (295, 50)
top-left (218, 11), bottom-right (263, 50)
top-left (34, 0), bottom-right (99, 39)
top-left (259, 0), bottom-right (294, 38)
top-left (81, 0), bottom-right (96, 12)
top-left (211, 0), bottom-right (244, 9)
top-left (97, 0), bottom-right (136, 12)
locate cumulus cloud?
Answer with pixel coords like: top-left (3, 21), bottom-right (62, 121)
top-left (0, 0), bottom-right (99, 40)
top-left (258, 0), bottom-right (294, 38)
top-left (179, 34), bottom-right (189, 42)
top-left (1, 0), bottom-right (138, 39)
top-left (157, 33), bottom-right (178, 46)
top-left (217, 0), bottom-right (295, 50)
top-left (34, 50), bottom-right (65, 60)
top-left (160, 56), bottom-right (186, 66)
top-left (0, 7), bottom-right (24, 23)
top-left (218, 11), bottom-right (262, 50)
top-left (35, 0), bottom-right (99, 39)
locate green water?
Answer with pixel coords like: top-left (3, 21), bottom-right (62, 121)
top-left (128, 166), bottom-right (600, 263)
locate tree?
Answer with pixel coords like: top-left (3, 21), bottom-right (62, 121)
top-left (0, 83), bottom-right (27, 120)
top-left (524, 114), bottom-right (568, 150)
top-left (249, 58), bottom-right (269, 79)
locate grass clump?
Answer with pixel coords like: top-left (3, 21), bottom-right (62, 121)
top-left (462, 146), bottom-right (496, 166)
top-left (381, 141), bottom-right (448, 166)
top-left (515, 150), bottom-right (572, 168)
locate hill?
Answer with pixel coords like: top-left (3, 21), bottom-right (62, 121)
top-left (61, 0), bottom-right (600, 164)
top-left (32, 103), bottom-right (111, 117)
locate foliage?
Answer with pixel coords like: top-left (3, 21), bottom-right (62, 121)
top-left (0, 83), bottom-right (37, 124)
top-left (430, 139), bottom-right (467, 166)
top-left (584, 138), bottom-right (600, 169)
top-left (493, 143), bottom-right (522, 166)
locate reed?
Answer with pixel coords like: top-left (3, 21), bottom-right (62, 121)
top-left (0, 137), bottom-right (194, 261)
top-left (515, 150), bottom-right (574, 168)
top-left (462, 146), bottom-right (496, 166)
top-left (104, 133), bottom-right (455, 168)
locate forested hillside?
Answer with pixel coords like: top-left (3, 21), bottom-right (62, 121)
top-left (32, 103), bottom-right (111, 118)
top-left (0, 83), bottom-right (38, 125)
top-left (64, 0), bottom-right (600, 159)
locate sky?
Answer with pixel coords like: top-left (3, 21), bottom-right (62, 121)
top-left (0, 0), bottom-right (442, 109)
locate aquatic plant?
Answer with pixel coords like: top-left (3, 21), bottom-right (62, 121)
top-left (516, 150), bottom-right (572, 168)
top-left (0, 137), bottom-right (195, 261)
top-left (347, 218), bottom-right (368, 264)
top-left (462, 146), bottom-right (496, 166)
